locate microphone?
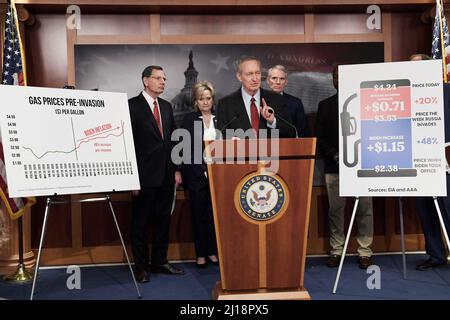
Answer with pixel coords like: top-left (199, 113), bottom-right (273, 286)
top-left (266, 107), bottom-right (298, 138)
top-left (219, 114), bottom-right (240, 135)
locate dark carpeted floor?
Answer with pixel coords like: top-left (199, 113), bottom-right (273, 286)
top-left (1, 254), bottom-right (449, 300)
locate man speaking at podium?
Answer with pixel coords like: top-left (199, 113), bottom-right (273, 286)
top-left (216, 56), bottom-right (296, 139)
top-left (128, 65), bottom-right (184, 283)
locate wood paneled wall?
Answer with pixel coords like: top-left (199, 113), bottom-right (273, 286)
top-left (0, 3), bottom-right (438, 266)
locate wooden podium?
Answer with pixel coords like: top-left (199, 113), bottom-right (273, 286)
top-left (205, 138), bottom-right (316, 300)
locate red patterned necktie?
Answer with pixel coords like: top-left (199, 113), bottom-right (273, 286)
top-left (153, 100), bottom-right (163, 138)
top-left (250, 97), bottom-right (259, 138)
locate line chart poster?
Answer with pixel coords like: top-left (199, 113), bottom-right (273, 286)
top-left (339, 60), bottom-right (446, 197)
top-left (0, 85), bottom-right (140, 197)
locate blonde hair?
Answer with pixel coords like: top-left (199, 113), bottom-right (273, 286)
top-left (192, 81), bottom-right (215, 111)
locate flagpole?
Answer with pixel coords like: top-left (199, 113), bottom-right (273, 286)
top-left (10, 0), bottom-right (26, 86)
top-left (437, 0), bottom-right (448, 83)
top-left (3, 0), bottom-right (33, 283)
top-left (4, 217), bottom-right (33, 282)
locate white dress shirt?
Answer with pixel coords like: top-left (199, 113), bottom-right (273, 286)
top-left (200, 115), bottom-right (216, 141)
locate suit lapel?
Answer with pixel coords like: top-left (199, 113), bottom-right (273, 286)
top-left (212, 116), bottom-right (220, 140)
top-left (196, 112), bottom-right (204, 139)
top-left (197, 112), bottom-right (215, 138)
top-left (235, 90), bottom-right (252, 129)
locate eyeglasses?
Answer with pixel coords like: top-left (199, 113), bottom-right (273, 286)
top-left (150, 76), bottom-right (167, 82)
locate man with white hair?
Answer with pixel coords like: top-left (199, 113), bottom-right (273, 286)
top-left (217, 56), bottom-right (296, 139)
top-left (267, 64), bottom-right (309, 137)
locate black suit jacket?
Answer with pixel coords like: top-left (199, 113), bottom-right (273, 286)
top-left (315, 93), bottom-right (339, 174)
top-left (283, 92), bottom-right (310, 137)
top-left (216, 88), bottom-right (296, 138)
top-left (180, 111), bottom-right (218, 185)
top-left (128, 93), bottom-right (177, 188)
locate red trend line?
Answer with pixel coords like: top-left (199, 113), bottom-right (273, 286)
top-left (22, 124), bottom-right (125, 159)
top-left (76, 126), bottom-right (124, 150)
top-left (77, 126), bottom-right (121, 142)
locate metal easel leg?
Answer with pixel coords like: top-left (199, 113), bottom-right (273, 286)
top-left (398, 197), bottom-right (407, 279)
top-left (107, 195), bottom-right (142, 298)
top-left (30, 198), bottom-right (52, 300)
top-left (333, 197), bottom-right (359, 294)
top-left (433, 197), bottom-right (450, 253)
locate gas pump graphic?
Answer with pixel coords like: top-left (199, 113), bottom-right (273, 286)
top-left (341, 93), bottom-right (360, 168)
top-left (341, 79), bottom-right (417, 177)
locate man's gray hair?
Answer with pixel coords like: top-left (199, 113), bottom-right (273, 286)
top-left (267, 65), bottom-right (288, 78)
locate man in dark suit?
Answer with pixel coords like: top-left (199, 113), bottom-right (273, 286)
top-left (412, 54), bottom-right (450, 270)
top-left (216, 56), bottom-right (296, 139)
top-left (315, 65), bottom-right (374, 270)
top-left (128, 65), bottom-right (184, 283)
top-left (266, 64), bottom-right (309, 137)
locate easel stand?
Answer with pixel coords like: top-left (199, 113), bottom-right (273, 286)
top-left (398, 197), bottom-right (407, 279)
top-left (432, 196), bottom-right (450, 254)
top-left (30, 194), bottom-right (141, 300)
top-left (332, 196), bottom-right (450, 294)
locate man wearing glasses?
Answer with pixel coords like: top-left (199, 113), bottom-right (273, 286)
top-left (128, 66), bottom-right (184, 283)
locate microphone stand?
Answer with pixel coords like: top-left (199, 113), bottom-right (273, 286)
top-left (267, 108), bottom-right (298, 138)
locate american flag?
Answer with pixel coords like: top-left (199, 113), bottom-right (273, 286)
top-left (432, 2), bottom-right (450, 81)
top-left (1, 0), bottom-right (35, 219)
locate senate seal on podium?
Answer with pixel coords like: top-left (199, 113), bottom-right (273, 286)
top-left (234, 173), bottom-right (290, 223)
